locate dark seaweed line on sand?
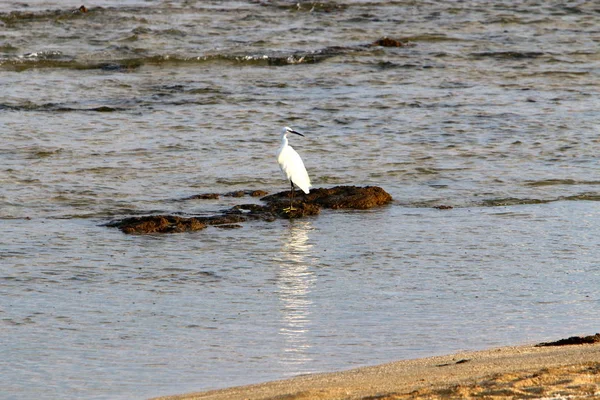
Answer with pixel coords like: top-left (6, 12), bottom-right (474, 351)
top-left (536, 333), bottom-right (600, 347)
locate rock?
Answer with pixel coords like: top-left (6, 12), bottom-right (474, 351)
top-left (232, 204), bottom-right (278, 222)
top-left (231, 202), bottom-right (320, 220)
top-left (106, 215), bottom-right (207, 234)
top-left (184, 193), bottom-right (220, 200)
top-left (262, 185), bottom-right (393, 210)
top-left (224, 190), bottom-right (245, 198)
top-left (107, 186), bottom-right (392, 234)
top-left (371, 37), bottom-right (414, 47)
top-left (198, 214), bottom-right (246, 226)
top-left (106, 213), bottom-right (249, 234)
top-left (275, 202), bottom-right (321, 219)
top-left (250, 189), bottom-right (269, 197)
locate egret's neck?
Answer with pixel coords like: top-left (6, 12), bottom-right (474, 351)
top-left (280, 133), bottom-right (288, 148)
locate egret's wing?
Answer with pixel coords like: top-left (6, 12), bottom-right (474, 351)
top-left (277, 145), bottom-right (311, 194)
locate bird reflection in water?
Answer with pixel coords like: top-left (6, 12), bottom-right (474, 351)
top-left (277, 220), bottom-right (316, 374)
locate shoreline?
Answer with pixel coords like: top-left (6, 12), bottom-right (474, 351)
top-left (153, 339), bottom-right (600, 400)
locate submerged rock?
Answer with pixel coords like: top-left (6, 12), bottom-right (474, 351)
top-left (199, 214), bottom-right (247, 226)
top-left (180, 189), bottom-right (269, 201)
top-left (185, 193), bottom-right (220, 200)
top-left (214, 224), bottom-right (243, 229)
top-left (371, 37), bottom-right (415, 47)
top-left (224, 189), bottom-right (269, 198)
top-left (107, 185), bottom-right (392, 234)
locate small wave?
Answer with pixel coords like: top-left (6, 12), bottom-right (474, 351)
top-left (481, 197), bottom-right (552, 207)
top-left (0, 102), bottom-right (126, 112)
top-left (0, 50), bottom-right (74, 68)
top-left (374, 61), bottom-right (429, 70)
top-left (394, 33), bottom-right (461, 42)
top-left (522, 70), bottom-right (589, 78)
top-left (525, 179), bottom-right (600, 187)
top-left (263, 1), bottom-right (348, 13)
top-left (0, 43), bottom-right (18, 52)
top-left (0, 37), bottom-right (412, 71)
top-left (0, 50), bottom-right (336, 71)
top-left (563, 193), bottom-right (600, 202)
top-left (407, 194), bottom-right (600, 209)
top-left (0, 6), bottom-right (89, 25)
top-left (480, 193), bottom-right (600, 207)
top-left (403, 194), bottom-right (600, 210)
top-left (470, 51), bottom-right (546, 59)
top-left (21, 50), bottom-right (65, 60)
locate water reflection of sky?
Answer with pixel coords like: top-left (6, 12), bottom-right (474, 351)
top-left (276, 220), bottom-right (316, 374)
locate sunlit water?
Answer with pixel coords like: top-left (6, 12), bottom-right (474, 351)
top-left (1, 1), bottom-right (600, 399)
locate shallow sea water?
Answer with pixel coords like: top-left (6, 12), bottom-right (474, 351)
top-left (1, 1), bottom-right (600, 399)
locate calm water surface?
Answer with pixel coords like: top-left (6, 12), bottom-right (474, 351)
top-left (1, 1), bottom-right (600, 399)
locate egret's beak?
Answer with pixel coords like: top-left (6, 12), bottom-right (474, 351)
top-left (289, 129), bottom-right (304, 137)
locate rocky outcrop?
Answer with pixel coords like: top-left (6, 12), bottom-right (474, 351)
top-left (106, 186), bottom-right (392, 234)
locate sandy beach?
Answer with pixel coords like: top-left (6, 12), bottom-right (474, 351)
top-left (154, 337), bottom-right (600, 400)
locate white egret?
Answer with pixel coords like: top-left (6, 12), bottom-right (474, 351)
top-left (277, 126), bottom-right (311, 211)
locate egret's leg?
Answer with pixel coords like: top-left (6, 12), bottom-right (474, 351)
top-left (284, 181), bottom-right (296, 212)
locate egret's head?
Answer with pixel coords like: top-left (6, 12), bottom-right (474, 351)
top-left (282, 126), bottom-right (304, 137)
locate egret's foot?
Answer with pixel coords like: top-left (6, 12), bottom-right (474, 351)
top-left (283, 206), bottom-right (297, 212)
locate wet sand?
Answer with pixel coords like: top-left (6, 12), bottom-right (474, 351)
top-left (154, 341), bottom-right (600, 400)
